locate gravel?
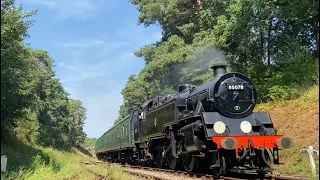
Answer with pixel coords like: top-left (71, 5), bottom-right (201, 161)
top-left (125, 168), bottom-right (199, 180)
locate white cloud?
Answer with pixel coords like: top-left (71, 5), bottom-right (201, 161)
top-left (56, 39), bottom-right (130, 58)
top-left (58, 40), bottom-right (107, 49)
top-left (19, 0), bottom-right (104, 20)
top-left (58, 50), bottom-right (136, 83)
top-left (53, 27), bottom-right (162, 137)
top-left (56, 38), bottom-right (134, 84)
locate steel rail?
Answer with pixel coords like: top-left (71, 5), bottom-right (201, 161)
top-left (90, 160), bottom-right (310, 180)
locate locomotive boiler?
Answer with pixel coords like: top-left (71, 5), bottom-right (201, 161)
top-left (95, 62), bottom-right (293, 177)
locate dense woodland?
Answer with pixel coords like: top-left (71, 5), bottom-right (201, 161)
top-left (0, 0), bottom-right (319, 146)
top-left (1, 0), bottom-right (87, 148)
top-left (115, 0), bottom-right (319, 124)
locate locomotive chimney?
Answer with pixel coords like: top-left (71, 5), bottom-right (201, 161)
top-left (211, 62), bottom-right (227, 77)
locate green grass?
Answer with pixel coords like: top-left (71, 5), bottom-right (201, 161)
top-left (1, 137), bottom-right (131, 180)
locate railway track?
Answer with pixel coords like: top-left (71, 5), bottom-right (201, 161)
top-left (124, 165), bottom-right (309, 180)
top-left (90, 160), bottom-right (310, 180)
top-left (80, 161), bottom-right (108, 180)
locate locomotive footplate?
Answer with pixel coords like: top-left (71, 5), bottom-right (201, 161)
top-left (212, 135), bottom-right (293, 150)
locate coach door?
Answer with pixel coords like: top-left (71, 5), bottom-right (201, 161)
top-left (132, 110), bottom-right (140, 142)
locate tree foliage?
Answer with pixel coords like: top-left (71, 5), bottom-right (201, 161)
top-left (116, 0), bottom-right (319, 121)
top-left (1, 0), bottom-right (87, 149)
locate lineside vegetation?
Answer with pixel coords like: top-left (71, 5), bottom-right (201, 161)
top-left (1, 0), bottom-right (319, 179)
top-left (116, 0), bottom-right (319, 122)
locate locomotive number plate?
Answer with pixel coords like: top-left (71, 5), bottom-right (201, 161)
top-left (227, 84), bottom-right (244, 90)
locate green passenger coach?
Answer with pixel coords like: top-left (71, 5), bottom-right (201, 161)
top-left (95, 111), bottom-right (136, 162)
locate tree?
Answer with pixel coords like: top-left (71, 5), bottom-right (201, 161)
top-left (1, 0), bottom-right (37, 139)
top-left (118, 0), bottom-right (319, 116)
top-left (1, 0), bottom-right (88, 149)
top-left (67, 99), bottom-right (87, 146)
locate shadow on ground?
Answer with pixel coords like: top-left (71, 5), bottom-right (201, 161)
top-left (75, 145), bottom-right (93, 157)
top-left (1, 134), bottom-right (61, 178)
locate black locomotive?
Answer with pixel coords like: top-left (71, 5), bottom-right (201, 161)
top-left (96, 62), bottom-right (293, 177)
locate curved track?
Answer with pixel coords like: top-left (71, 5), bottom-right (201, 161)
top-left (91, 160), bottom-right (309, 180)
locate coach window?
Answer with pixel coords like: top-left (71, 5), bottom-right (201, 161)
top-left (122, 125), bottom-right (124, 138)
top-left (122, 125), bottom-right (125, 138)
top-left (120, 126), bottom-right (122, 138)
top-left (123, 124), bottom-right (125, 138)
top-left (125, 124), bottom-right (127, 137)
top-left (120, 127), bottom-right (122, 138)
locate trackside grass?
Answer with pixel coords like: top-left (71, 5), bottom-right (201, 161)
top-left (1, 140), bottom-right (132, 180)
top-left (255, 85), bottom-right (319, 179)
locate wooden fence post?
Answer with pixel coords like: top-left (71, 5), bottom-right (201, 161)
top-left (300, 146), bottom-right (319, 175)
top-left (1, 155), bottom-right (7, 173)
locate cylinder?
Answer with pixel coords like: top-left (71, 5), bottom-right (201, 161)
top-left (181, 121), bottom-right (205, 153)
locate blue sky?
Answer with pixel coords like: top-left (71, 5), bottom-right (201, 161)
top-left (17, 0), bottom-right (162, 138)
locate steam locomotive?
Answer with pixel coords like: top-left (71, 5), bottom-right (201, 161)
top-left (95, 62), bottom-right (293, 176)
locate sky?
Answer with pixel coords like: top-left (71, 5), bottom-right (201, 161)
top-left (16, 0), bottom-right (162, 138)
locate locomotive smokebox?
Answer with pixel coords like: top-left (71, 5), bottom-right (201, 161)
top-left (211, 62), bottom-right (227, 77)
top-left (178, 84), bottom-right (193, 92)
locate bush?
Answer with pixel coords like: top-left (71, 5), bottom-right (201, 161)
top-left (254, 47), bottom-right (319, 103)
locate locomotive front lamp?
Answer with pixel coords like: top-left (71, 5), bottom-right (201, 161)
top-left (240, 121), bottom-right (252, 134)
top-left (213, 121), bottom-right (226, 134)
